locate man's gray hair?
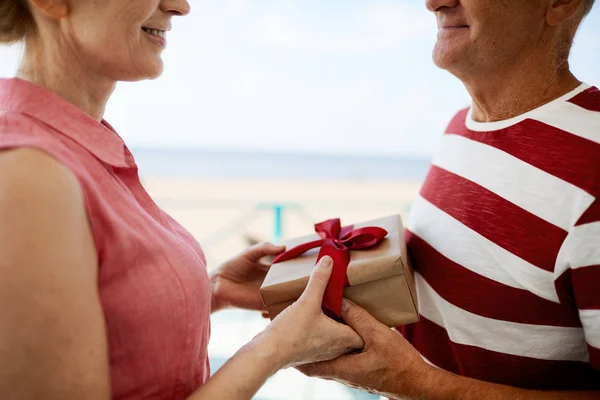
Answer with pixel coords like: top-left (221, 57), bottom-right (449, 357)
top-left (557, 0), bottom-right (595, 62)
top-left (583, 0), bottom-right (596, 16)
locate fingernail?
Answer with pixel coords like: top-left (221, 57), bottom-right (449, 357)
top-left (341, 298), bottom-right (351, 312)
top-left (319, 256), bottom-right (332, 269)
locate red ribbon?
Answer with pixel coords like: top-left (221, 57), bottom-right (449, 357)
top-left (271, 218), bottom-right (388, 319)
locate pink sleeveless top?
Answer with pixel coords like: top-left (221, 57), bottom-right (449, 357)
top-left (0, 78), bottom-right (212, 399)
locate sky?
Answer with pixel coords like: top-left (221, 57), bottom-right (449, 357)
top-left (1, 0), bottom-right (599, 157)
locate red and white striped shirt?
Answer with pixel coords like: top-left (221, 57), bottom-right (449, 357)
top-left (400, 83), bottom-right (600, 390)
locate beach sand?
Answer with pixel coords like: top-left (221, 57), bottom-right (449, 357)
top-left (142, 178), bottom-right (422, 270)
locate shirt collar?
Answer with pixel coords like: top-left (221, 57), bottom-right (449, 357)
top-left (0, 77), bottom-right (129, 168)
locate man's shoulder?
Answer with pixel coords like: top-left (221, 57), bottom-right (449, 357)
top-left (535, 83), bottom-right (600, 147)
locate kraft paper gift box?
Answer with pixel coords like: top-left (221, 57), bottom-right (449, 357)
top-left (260, 214), bottom-right (419, 327)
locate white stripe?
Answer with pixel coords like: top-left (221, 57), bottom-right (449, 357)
top-left (415, 273), bottom-right (589, 362)
top-left (432, 134), bottom-right (594, 231)
top-left (555, 222), bottom-right (600, 278)
top-left (531, 100), bottom-right (600, 145)
top-left (580, 309), bottom-right (600, 349)
top-left (407, 196), bottom-right (559, 303)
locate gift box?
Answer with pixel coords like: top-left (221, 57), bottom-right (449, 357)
top-left (260, 214), bottom-right (419, 327)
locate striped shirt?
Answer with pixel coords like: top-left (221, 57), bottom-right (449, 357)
top-left (400, 83), bottom-right (600, 390)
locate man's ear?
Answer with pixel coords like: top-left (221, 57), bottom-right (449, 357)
top-left (28, 0), bottom-right (69, 19)
top-left (546, 0), bottom-right (585, 25)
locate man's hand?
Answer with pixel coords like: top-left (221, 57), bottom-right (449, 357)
top-left (209, 242), bottom-right (285, 313)
top-left (298, 298), bottom-right (433, 399)
top-left (299, 300), bottom-right (600, 400)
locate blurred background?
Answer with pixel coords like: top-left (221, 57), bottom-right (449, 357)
top-left (2, 1), bottom-right (599, 398)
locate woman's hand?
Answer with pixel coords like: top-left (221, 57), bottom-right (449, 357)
top-left (209, 242), bottom-right (285, 313)
top-left (253, 256), bottom-right (365, 369)
top-left (189, 256), bottom-right (364, 400)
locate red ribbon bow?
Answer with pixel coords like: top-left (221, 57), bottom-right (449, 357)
top-left (271, 218), bottom-right (388, 319)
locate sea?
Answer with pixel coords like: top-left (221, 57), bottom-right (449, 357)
top-left (130, 147), bottom-right (432, 181)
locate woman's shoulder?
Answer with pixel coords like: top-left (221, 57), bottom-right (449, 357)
top-left (0, 147), bottom-right (87, 232)
top-left (1, 109), bottom-right (77, 161)
top-left (0, 110), bottom-right (113, 233)
top-left (0, 146), bottom-right (83, 199)
top-left (0, 109), bottom-right (111, 180)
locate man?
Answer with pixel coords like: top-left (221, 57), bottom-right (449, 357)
top-left (300, 0), bottom-right (600, 398)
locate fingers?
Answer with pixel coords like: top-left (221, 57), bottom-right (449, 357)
top-left (244, 242), bottom-right (286, 262)
top-left (338, 324), bottom-right (365, 350)
top-left (298, 358), bottom-right (346, 379)
top-left (340, 298), bottom-right (379, 341)
top-left (299, 256), bottom-right (333, 307)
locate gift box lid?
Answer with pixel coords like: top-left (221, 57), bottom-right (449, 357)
top-left (260, 214), bottom-right (414, 307)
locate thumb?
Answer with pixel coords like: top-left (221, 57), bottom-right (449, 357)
top-left (297, 353), bottom-right (352, 378)
top-left (340, 298), bottom-right (379, 340)
top-left (299, 256), bottom-right (334, 307)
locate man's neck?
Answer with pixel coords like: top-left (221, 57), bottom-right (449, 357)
top-left (463, 60), bottom-right (581, 123)
top-left (16, 38), bottom-right (116, 122)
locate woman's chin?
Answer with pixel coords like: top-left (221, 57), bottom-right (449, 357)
top-left (120, 60), bottom-right (164, 82)
top-left (146, 63), bottom-right (164, 80)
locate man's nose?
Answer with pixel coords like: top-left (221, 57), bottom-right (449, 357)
top-left (160, 0), bottom-right (191, 16)
top-left (426, 0), bottom-right (460, 12)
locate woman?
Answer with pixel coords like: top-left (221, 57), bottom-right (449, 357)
top-left (0, 0), bottom-right (364, 399)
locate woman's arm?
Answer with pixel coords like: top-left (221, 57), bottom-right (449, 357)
top-left (190, 340), bottom-right (281, 400)
top-left (0, 149), bottom-right (111, 399)
top-left (189, 255), bottom-right (364, 400)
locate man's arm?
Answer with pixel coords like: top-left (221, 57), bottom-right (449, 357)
top-left (299, 299), bottom-right (600, 400)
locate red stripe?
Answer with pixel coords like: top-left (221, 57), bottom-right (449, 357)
top-left (445, 108), bottom-right (469, 134)
top-left (572, 265), bottom-right (600, 310)
top-left (420, 165), bottom-right (567, 272)
top-left (398, 318), bottom-right (460, 375)
top-left (406, 230), bottom-right (581, 327)
top-left (445, 111), bottom-right (600, 195)
top-left (568, 87), bottom-right (600, 112)
top-left (577, 200), bottom-right (600, 226)
top-left (399, 317), bottom-right (600, 390)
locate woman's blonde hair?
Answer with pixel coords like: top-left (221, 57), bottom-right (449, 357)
top-left (0, 0), bottom-right (33, 44)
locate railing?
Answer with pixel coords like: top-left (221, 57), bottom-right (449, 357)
top-left (154, 197), bottom-right (413, 245)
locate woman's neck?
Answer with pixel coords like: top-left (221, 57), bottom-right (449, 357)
top-left (16, 38), bottom-right (116, 122)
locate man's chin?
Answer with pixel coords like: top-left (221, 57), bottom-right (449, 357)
top-left (432, 45), bottom-right (465, 72)
top-left (431, 52), bottom-right (453, 71)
